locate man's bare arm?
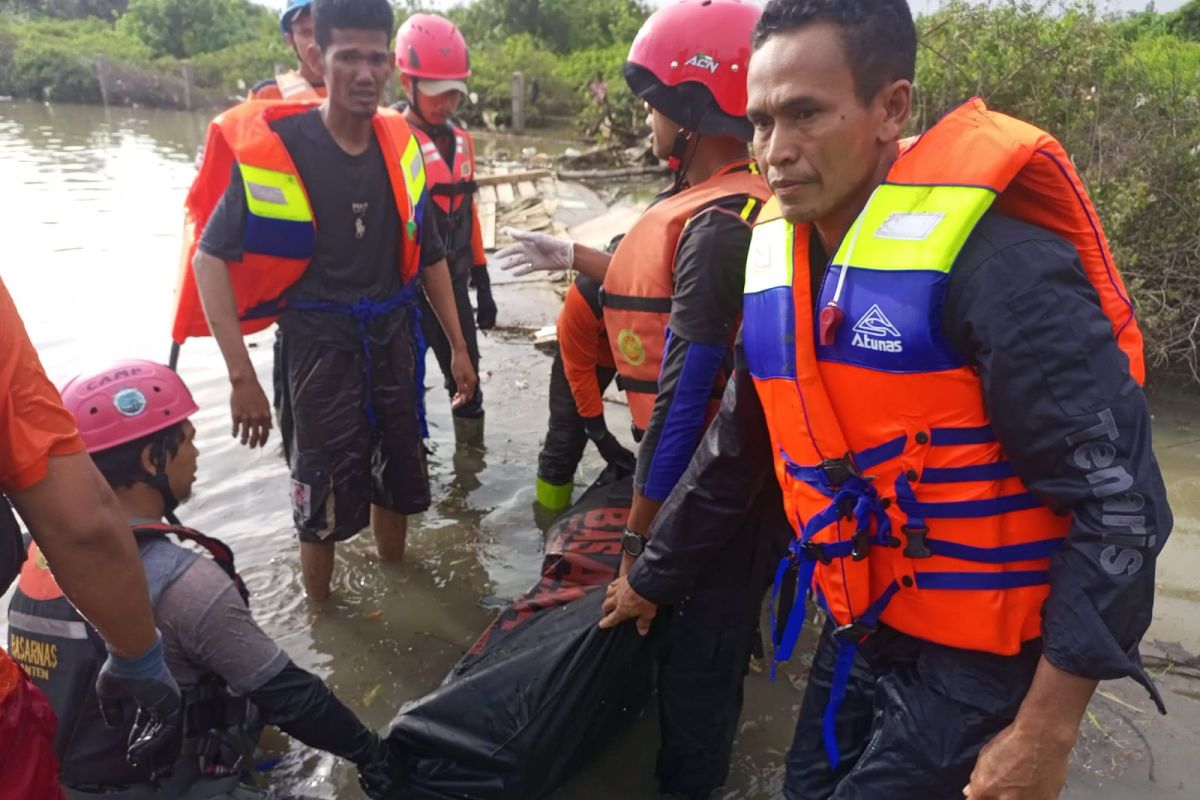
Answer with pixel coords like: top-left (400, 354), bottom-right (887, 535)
top-left (193, 251), bottom-right (272, 448)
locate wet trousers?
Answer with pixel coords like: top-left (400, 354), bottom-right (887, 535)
top-left (419, 257), bottom-right (483, 419)
top-left (537, 347), bottom-right (616, 486)
top-left (654, 481), bottom-right (792, 800)
top-left (783, 620), bottom-right (1042, 799)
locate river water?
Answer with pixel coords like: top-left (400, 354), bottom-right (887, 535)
top-left (0, 99), bottom-right (1197, 799)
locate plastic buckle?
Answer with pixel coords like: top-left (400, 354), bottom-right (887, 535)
top-left (818, 453), bottom-right (859, 487)
top-left (902, 524), bottom-right (932, 559)
top-left (851, 528), bottom-right (871, 561)
top-left (800, 540), bottom-right (833, 565)
top-left (833, 619), bottom-right (877, 642)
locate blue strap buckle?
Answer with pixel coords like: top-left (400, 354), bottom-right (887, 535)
top-left (902, 523), bottom-right (932, 559)
top-left (818, 452), bottom-right (860, 488)
top-left (832, 619), bottom-right (877, 643)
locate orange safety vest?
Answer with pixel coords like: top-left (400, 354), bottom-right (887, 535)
top-left (170, 100), bottom-right (428, 344)
top-left (413, 122), bottom-right (476, 216)
top-left (603, 161), bottom-right (771, 430)
top-left (248, 71), bottom-right (328, 101)
top-left (744, 99), bottom-right (1143, 676)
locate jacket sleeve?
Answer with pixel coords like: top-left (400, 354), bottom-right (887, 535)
top-left (470, 201), bottom-right (487, 268)
top-left (557, 283), bottom-right (606, 420)
top-left (246, 661), bottom-right (382, 765)
top-left (944, 222), bottom-right (1171, 709)
top-left (633, 203), bottom-right (754, 501)
top-left (628, 341), bottom-right (775, 605)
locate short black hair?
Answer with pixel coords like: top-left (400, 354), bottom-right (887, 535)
top-left (90, 423), bottom-right (185, 490)
top-left (753, 0), bottom-right (916, 104)
top-left (312, 0), bottom-right (395, 51)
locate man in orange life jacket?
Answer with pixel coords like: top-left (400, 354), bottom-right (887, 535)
top-left (392, 14), bottom-right (494, 447)
top-left (183, 0), bottom-right (477, 602)
top-left (534, 268), bottom-right (632, 514)
top-left (248, 0), bottom-right (328, 101)
top-left (501, 2), bottom-right (792, 796)
top-left (8, 361), bottom-right (405, 799)
top-left (601, 0), bottom-right (1173, 797)
top-left (0, 282), bottom-right (181, 798)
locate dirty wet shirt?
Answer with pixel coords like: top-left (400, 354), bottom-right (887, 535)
top-left (632, 212), bottom-right (1172, 698)
top-left (198, 108), bottom-right (445, 347)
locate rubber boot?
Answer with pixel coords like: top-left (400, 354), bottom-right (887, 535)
top-left (453, 413), bottom-right (485, 448)
top-left (535, 475), bottom-right (574, 512)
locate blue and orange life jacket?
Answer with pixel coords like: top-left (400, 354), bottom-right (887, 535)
top-left (170, 100), bottom-right (427, 344)
top-left (742, 99), bottom-right (1144, 763)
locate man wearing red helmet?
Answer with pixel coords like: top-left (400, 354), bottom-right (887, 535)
top-left (500, 2), bottom-right (791, 796)
top-left (8, 360), bottom-right (407, 799)
top-left (248, 0), bottom-right (328, 101)
top-left (393, 13), bottom-right (493, 446)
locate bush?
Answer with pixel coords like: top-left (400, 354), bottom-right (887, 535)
top-left (0, 17), bottom-right (150, 101)
top-left (119, 0), bottom-right (259, 58)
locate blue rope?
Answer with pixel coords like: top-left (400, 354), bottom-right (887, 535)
top-left (290, 281), bottom-right (423, 431)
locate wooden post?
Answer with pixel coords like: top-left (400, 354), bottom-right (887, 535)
top-left (95, 57), bottom-right (111, 107)
top-left (181, 61), bottom-right (195, 111)
top-left (511, 71), bottom-right (525, 133)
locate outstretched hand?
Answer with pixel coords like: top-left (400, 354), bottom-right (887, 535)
top-left (494, 228), bottom-right (575, 275)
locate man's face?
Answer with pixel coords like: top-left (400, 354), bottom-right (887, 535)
top-left (318, 28), bottom-right (392, 118)
top-left (407, 78), bottom-right (463, 127)
top-left (164, 420), bottom-right (198, 504)
top-left (746, 24), bottom-right (892, 225)
top-left (646, 104), bottom-right (681, 161)
top-left (286, 11), bottom-right (318, 70)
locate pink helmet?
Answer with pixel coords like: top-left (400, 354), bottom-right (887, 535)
top-left (60, 360), bottom-right (198, 454)
top-left (394, 14), bottom-right (470, 81)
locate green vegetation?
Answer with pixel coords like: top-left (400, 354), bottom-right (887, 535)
top-left (0, 0), bottom-right (1196, 382)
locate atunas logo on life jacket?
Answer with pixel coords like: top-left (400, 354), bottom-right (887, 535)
top-left (617, 329), bottom-right (646, 366)
top-left (851, 304), bottom-right (903, 353)
top-left (684, 53), bottom-right (720, 74)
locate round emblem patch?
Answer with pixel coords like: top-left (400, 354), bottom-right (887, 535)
top-left (617, 329), bottom-right (645, 367)
top-left (113, 388), bottom-right (148, 417)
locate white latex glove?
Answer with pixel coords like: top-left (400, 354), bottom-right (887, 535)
top-left (495, 228), bottom-right (575, 276)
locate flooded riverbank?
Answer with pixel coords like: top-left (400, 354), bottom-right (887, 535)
top-left (2, 98), bottom-right (1198, 799)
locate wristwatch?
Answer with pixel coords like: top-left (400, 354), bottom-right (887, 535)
top-left (621, 527), bottom-right (647, 557)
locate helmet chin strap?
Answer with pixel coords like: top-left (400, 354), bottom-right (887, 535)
top-left (148, 442), bottom-right (181, 526)
top-left (668, 129), bottom-right (698, 192)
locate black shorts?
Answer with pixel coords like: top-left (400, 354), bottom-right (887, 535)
top-left (277, 319), bottom-right (430, 544)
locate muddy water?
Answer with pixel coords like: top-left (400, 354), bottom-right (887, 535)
top-left (1, 99), bottom-right (1197, 799)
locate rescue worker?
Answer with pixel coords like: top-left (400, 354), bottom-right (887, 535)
top-left (248, 0), bottom-right (328, 101)
top-left (8, 361), bottom-right (404, 799)
top-left (393, 14), bottom-right (493, 447)
top-left (499, 2), bottom-right (791, 795)
top-left (535, 271), bottom-right (632, 513)
top-left (600, 0), bottom-right (1173, 797)
top-left (0, 281), bottom-right (180, 797)
top-left (176, 0), bottom-right (477, 602)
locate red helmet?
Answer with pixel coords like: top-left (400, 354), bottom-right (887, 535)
top-left (624, 0), bottom-right (761, 141)
top-left (395, 14), bottom-right (470, 84)
top-left (60, 360), bottom-right (198, 454)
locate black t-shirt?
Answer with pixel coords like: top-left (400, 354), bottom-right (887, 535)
top-left (198, 109), bottom-right (445, 345)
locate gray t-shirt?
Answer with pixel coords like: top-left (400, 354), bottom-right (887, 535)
top-left (155, 556), bottom-right (288, 694)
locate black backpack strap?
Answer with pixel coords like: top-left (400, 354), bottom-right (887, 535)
top-left (132, 525), bottom-right (250, 605)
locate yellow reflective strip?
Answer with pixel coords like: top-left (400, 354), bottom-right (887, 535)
top-left (748, 161), bottom-right (760, 175)
top-left (744, 218), bottom-right (793, 294)
top-left (239, 164), bottom-right (312, 223)
top-left (402, 135), bottom-right (427, 205)
top-left (832, 184), bottom-right (995, 273)
top-left (739, 197), bottom-right (758, 221)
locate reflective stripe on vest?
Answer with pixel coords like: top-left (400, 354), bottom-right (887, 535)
top-left (603, 161), bottom-right (770, 430)
top-left (239, 164), bottom-right (315, 260)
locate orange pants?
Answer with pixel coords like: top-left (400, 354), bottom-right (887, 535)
top-left (0, 649), bottom-right (65, 800)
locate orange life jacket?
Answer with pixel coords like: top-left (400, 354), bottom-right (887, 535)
top-left (170, 101), bottom-right (428, 344)
top-left (603, 161), bottom-right (771, 430)
top-left (248, 72), bottom-right (328, 101)
top-left (745, 99), bottom-right (1143, 670)
top-left (413, 123), bottom-right (476, 214)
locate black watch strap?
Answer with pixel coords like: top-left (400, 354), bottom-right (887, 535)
top-left (621, 527), bottom-right (647, 557)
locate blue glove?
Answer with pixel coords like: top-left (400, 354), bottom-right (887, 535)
top-left (95, 632), bottom-right (183, 781)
